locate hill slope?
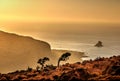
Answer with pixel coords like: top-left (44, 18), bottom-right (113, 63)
top-left (0, 31), bottom-right (51, 73)
top-left (0, 55), bottom-right (120, 80)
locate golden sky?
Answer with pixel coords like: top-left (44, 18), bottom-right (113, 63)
top-left (0, 0), bottom-right (120, 33)
top-left (0, 0), bottom-right (120, 23)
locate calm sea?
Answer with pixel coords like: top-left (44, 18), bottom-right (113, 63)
top-left (9, 23), bottom-right (120, 60)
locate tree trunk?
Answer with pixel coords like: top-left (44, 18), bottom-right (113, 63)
top-left (41, 64), bottom-right (44, 70)
top-left (57, 59), bottom-right (60, 67)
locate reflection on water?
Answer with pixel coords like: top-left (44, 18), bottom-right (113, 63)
top-left (2, 23), bottom-right (120, 60)
top-left (45, 35), bottom-right (120, 60)
top-left (14, 30), bottom-right (120, 60)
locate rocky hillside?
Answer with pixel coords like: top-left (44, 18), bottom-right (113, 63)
top-left (0, 31), bottom-right (51, 73)
top-left (0, 55), bottom-right (120, 81)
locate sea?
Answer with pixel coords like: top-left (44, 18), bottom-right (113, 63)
top-left (5, 23), bottom-right (120, 60)
top-left (42, 34), bottom-right (120, 60)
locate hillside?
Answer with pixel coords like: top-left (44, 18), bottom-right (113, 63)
top-left (0, 55), bottom-right (120, 81)
top-left (0, 31), bottom-right (85, 73)
top-left (0, 31), bottom-right (51, 73)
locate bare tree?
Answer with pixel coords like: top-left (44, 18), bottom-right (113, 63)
top-left (57, 52), bottom-right (71, 67)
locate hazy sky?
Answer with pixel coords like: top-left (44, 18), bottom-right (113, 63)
top-left (0, 0), bottom-right (120, 33)
top-left (0, 0), bottom-right (120, 22)
top-left (0, 0), bottom-right (120, 73)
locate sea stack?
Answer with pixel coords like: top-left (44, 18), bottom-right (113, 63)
top-left (95, 41), bottom-right (103, 47)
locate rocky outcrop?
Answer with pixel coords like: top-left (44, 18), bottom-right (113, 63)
top-left (0, 55), bottom-right (120, 80)
top-left (0, 31), bottom-right (51, 73)
top-left (95, 41), bottom-right (103, 47)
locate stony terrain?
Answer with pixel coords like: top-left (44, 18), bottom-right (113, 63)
top-left (0, 55), bottom-right (120, 81)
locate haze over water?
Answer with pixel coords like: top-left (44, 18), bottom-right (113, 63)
top-left (2, 23), bottom-right (120, 60)
top-left (1, 0), bottom-right (120, 60)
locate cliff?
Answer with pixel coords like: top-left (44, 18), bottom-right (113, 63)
top-left (0, 31), bottom-right (51, 73)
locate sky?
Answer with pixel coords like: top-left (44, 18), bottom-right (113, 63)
top-left (0, 0), bottom-right (120, 73)
top-left (0, 0), bottom-right (120, 34)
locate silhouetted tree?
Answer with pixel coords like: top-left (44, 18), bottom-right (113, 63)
top-left (27, 66), bottom-right (32, 72)
top-left (57, 52), bottom-right (71, 67)
top-left (36, 65), bottom-right (40, 71)
top-left (37, 57), bottom-right (50, 69)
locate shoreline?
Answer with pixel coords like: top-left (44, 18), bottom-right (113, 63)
top-left (51, 49), bottom-right (88, 63)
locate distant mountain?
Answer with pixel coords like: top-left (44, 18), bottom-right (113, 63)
top-left (0, 31), bottom-right (51, 73)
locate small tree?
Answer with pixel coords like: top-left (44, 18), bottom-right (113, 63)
top-left (36, 65), bottom-right (40, 71)
top-left (27, 66), bottom-right (32, 72)
top-left (37, 57), bottom-right (50, 69)
top-left (57, 52), bottom-right (71, 67)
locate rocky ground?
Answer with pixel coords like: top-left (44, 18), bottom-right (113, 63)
top-left (0, 55), bottom-right (120, 81)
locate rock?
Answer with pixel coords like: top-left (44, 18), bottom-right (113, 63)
top-left (95, 41), bottom-right (103, 47)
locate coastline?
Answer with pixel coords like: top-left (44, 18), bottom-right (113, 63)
top-left (52, 49), bottom-right (85, 56)
top-left (51, 49), bottom-right (88, 63)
